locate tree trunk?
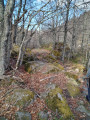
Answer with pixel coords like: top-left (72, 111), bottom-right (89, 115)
top-left (13, 0), bottom-right (22, 43)
top-left (87, 51), bottom-right (90, 69)
top-left (0, 0), bottom-right (15, 75)
top-left (62, 0), bottom-right (70, 62)
top-left (0, 0), bottom-right (4, 75)
top-left (70, 4), bottom-right (76, 58)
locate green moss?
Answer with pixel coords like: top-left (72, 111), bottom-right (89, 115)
top-left (53, 62), bottom-right (64, 70)
top-left (44, 55), bottom-right (58, 63)
top-left (24, 63), bottom-right (32, 73)
top-left (6, 89), bottom-right (34, 108)
top-left (45, 87), bottom-right (73, 119)
top-left (25, 48), bottom-right (32, 55)
top-left (52, 50), bottom-right (61, 58)
top-left (13, 44), bottom-right (19, 52)
top-left (65, 72), bottom-right (78, 80)
top-left (67, 83), bottom-right (80, 97)
top-left (41, 43), bottom-right (53, 51)
top-left (46, 68), bottom-right (60, 74)
top-left (73, 64), bottom-right (85, 72)
top-left (11, 44), bottom-right (19, 58)
top-left (54, 42), bottom-right (63, 51)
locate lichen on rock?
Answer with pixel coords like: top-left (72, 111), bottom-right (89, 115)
top-left (6, 88), bottom-right (34, 108)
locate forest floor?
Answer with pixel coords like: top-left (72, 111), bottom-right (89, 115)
top-left (0, 48), bottom-right (90, 120)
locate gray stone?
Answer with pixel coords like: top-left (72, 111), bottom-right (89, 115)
top-left (46, 83), bottom-right (56, 90)
top-left (40, 83), bottom-right (56, 98)
top-left (57, 93), bottom-right (63, 101)
top-left (76, 105), bottom-right (90, 116)
top-left (38, 111), bottom-right (49, 120)
top-left (78, 100), bottom-right (84, 105)
top-left (15, 111), bottom-right (31, 120)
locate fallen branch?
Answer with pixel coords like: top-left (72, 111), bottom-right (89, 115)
top-left (40, 74), bottom-right (59, 82)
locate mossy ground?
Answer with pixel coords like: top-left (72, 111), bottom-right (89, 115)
top-left (45, 87), bottom-right (73, 119)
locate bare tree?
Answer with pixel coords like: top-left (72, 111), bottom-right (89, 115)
top-left (62, 0), bottom-right (71, 62)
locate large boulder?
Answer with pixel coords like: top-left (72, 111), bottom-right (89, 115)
top-left (24, 61), bottom-right (64, 74)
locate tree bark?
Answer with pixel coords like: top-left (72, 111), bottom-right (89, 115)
top-left (0, 0), bottom-right (4, 75)
top-left (0, 0), bottom-right (15, 75)
top-left (62, 0), bottom-right (70, 62)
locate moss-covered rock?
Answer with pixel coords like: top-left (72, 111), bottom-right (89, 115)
top-left (11, 44), bottom-right (19, 58)
top-left (24, 63), bottom-right (32, 73)
top-left (6, 88), bottom-right (34, 108)
top-left (67, 83), bottom-right (80, 97)
top-left (25, 48), bottom-right (32, 55)
top-left (24, 61), bottom-right (44, 73)
top-left (44, 55), bottom-right (58, 63)
top-left (52, 50), bottom-right (61, 58)
top-left (53, 62), bottom-right (64, 70)
top-left (45, 87), bottom-right (73, 119)
top-left (15, 111), bottom-right (31, 120)
top-left (65, 72), bottom-right (78, 80)
top-left (46, 67), bottom-right (60, 74)
top-left (45, 63), bottom-right (64, 74)
top-left (38, 111), bottom-right (49, 120)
